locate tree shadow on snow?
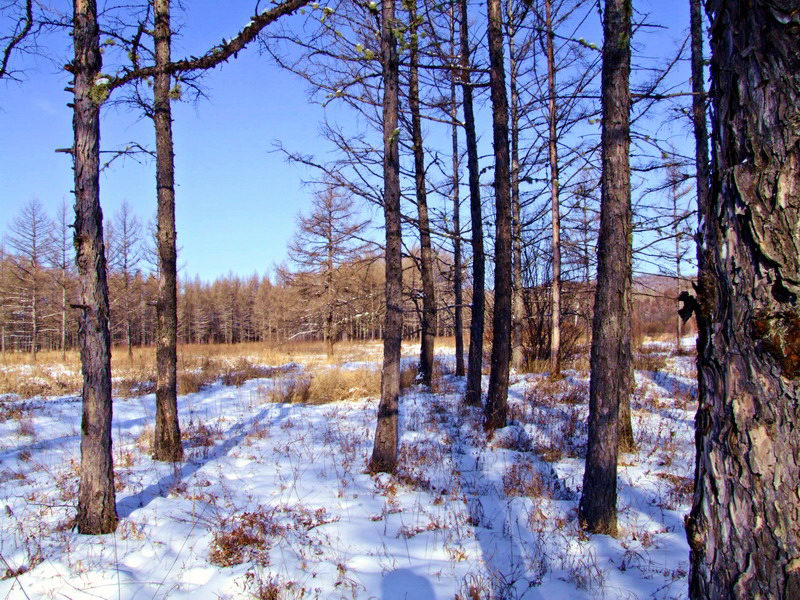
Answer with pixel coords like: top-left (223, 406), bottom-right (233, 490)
top-left (117, 402), bottom-right (291, 518)
top-left (381, 569), bottom-right (436, 600)
top-left (447, 410), bottom-right (547, 600)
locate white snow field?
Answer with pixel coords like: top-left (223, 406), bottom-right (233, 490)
top-left (0, 344), bottom-right (697, 599)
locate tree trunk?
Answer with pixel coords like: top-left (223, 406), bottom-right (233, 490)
top-left (689, 0), bottom-right (710, 269)
top-left (688, 0), bottom-right (710, 362)
top-left (507, 2), bottom-right (524, 372)
top-left (686, 2), bottom-right (800, 598)
top-left (408, 0), bottom-right (435, 387)
top-left (61, 283), bottom-right (67, 360)
top-left (152, 0), bottom-right (183, 463)
top-left (369, 0), bottom-right (401, 474)
top-left (450, 59), bottom-right (465, 377)
top-left (674, 189), bottom-right (684, 353)
top-left (545, 0), bottom-right (561, 379)
top-left (461, 0), bottom-right (485, 407)
top-left (73, 0), bottom-right (117, 534)
top-left (578, 0), bottom-right (632, 536)
top-left (483, 0), bottom-right (512, 431)
top-left (31, 286), bottom-right (38, 362)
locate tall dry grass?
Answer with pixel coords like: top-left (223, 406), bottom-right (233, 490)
top-left (0, 338), bottom-right (464, 401)
top-left (0, 339), bottom-right (391, 400)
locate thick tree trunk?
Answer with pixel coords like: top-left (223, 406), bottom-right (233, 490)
top-left (72, 0), bottom-right (117, 535)
top-left (451, 72), bottom-right (465, 377)
top-left (686, 3), bottom-right (800, 598)
top-left (408, 1), bottom-right (436, 387)
top-left (369, 0), bottom-right (401, 474)
top-left (545, 0), bottom-right (561, 379)
top-left (483, 0), bottom-right (512, 431)
top-left (578, 0), bottom-right (632, 536)
top-left (152, 0), bottom-right (183, 463)
top-left (461, 0), bottom-right (485, 407)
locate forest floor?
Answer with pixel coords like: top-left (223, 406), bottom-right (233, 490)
top-left (0, 340), bottom-right (697, 599)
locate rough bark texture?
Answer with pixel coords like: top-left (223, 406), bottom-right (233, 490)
top-left (152, 0), bottom-right (183, 463)
top-left (461, 0), bottom-right (485, 407)
top-left (408, 1), bottom-right (436, 388)
top-left (545, 0), bottom-right (561, 378)
top-left (578, 0), bottom-right (632, 536)
top-left (369, 0), bottom-right (401, 474)
top-left (687, 2), bottom-right (800, 598)
top-left (483, 0), bottom-right (512, 431)
top-left (73, 0), bottom-right (117, 535)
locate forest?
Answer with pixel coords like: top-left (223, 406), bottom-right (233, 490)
top-left (0, 0), bottom-right (798, 599)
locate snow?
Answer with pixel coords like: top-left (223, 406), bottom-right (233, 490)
top-left (0, 346), bottom-right (695, 599)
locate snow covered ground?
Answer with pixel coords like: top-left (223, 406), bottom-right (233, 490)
top-left (0, 345), bottom-right (697, 599)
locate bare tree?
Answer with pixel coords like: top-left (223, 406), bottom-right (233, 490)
top-left (4, 199), bottom-right (54, 362)
top-left (406, 0), bottom-right (436, 387)
top-left (543, 0), bottom-right (562, 378)
top-left (108, 200), bottom-right (142, 359)
top-left (72, 0), bottom-right (118, 534)
top-left (578, 0), bottom-right (632, 536)
top-left (369, 0), bottom-right (401, 474)
top-left (283, 184), bottom-right (368, 357)
top-left (685, 2), bottom-right (800, 597)
top-left (449, 40), bottom-right (464, 377)
top-left (50, 200), bottom-right (74, 360)
top-left (151, 0), bottom-right (183, 463)
top-left (483, 0), bottom-right (513, 431)
top-left (461, 0), bottom-right (486, 408)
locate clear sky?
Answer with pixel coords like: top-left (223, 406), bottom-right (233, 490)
top-left (1, 1), bottom-right (696, 282)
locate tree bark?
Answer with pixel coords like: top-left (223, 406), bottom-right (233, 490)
top-left (544, 0), bottom-right (561, 379)
top-left (578, 0), bottom-right (632, 536)
top-left (73, 0), bottom-right (117, 535)
top-left (686, 2), bottom-right (800, 598)
top-left (483, 0), bottom-right (512, 431)
top-left (408, 0), bottom-right (436, 387)
top-left (152, 0), bottom-right (183, 463)
top-left (369, 0), bottom-right (401, 474)
top-left (461, 0), bottom-right (485, 407)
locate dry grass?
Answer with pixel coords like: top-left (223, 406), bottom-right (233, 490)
top-left (655, 472), bottom-right (694, 508)
top-left (267, 367), bottom-right (381, 405)
top-left (0, 338), bottom-right (448, 403)
top-left (502, 457), bottom-right (553, 498)
top-left (633, 352), bottom-right (668, 372)
top-left (0, 340), bottom-right (334, 399)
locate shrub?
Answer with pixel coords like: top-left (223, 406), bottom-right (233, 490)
top-left (209, 510), bottom-right (280, 567)
top-left (503, 457), bottom-right (552, 498)
top-left (306, 367), bottom-right (380, 403)
top-left (634, 351), bottom-right (668, 372)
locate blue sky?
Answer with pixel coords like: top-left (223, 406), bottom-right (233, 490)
top-left (2, 3), bottom-right (331, 280)
top-left (1, 1), bottom-right (697, 282)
